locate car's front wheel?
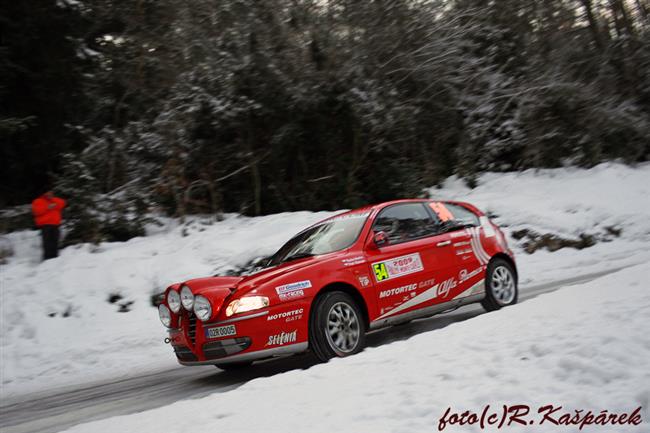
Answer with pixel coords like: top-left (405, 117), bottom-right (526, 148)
top-left (481, 258), bottom-right (518, 311)
top-left (310, 291), bottom-right (366, 362)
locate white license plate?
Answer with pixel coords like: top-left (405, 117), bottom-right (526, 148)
top-left (205, 324), bottom-right (236, 339)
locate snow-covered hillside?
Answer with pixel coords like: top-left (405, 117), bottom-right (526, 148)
top-left (58, 261), bottom-right (650, 433)
top-left (1, 162), bottom-right (649, 398)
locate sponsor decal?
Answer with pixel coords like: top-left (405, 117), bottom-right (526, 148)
top-left (437, 278), bottom-right (456, 298)
top-left (276, 280), bottom-right (311, 301)
top-left (358, 275), bottom-right (371, 287)
top-left (459, 266), bottom-right (484, 283)
top-left (267, 308), bottom-right (304, 322)
top-left (372, 253), bottom-right (423, 282)
top-left (429, 202), bottom-right (454, 222)
top-left (418, 278), bottom-right (436, 288)
top-left (379, 283), bottom-right (417, 299)
top-left (342, 256), bottom-right (365, 267)
top-left (266, 330), bottom-right (297, 346)
top-left (453, 240), bottom-right (471, 247)
top-left (278, 290), bottom-right (304, 301)
top-left (375, 277), bottom-right (456, 320)
top-left (205, 324), bottom-right (236, 339)
top-left (276, 280), bottom-right (312, 294)
top-left (329, 212), bottom-right (370, 222)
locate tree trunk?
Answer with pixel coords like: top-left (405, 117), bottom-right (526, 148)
top-left (579, 0), bottom-right (604, 50)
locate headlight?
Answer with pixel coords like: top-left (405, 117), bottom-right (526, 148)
top-left (180, 285), bottom-right (194, 310)
top-left (193, 295), bottom-right (212, 322)
top-left (225, 296), bottom-right (269, 317)
top-left (167, 290), bottom-right (181, 313)
top-left (158, 304), bottom-right (172, 327)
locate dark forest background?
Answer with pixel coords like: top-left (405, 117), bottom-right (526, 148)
top-left (1, 0), bottom-right (648, 243)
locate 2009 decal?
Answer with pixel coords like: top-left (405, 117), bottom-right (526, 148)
top-left (372, 253), bottom-right (423, 282)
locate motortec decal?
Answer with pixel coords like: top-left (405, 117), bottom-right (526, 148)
top-left (205, 324), bottom-right (236, 339)
top-left (276, 280), bottom-right (312, 301)
top-left (372, 253), bottom-right (423, 282)
top-left (376, 277), bottom-right (456, 320)
top-left (379, 283), bottom-right (417, 299)
top-left (266, 330), bottom-right (297, 346)
top-left (267, 308), bottom-right (304, 322)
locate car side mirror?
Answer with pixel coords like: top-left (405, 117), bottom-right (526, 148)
top-left (372, 231), bottom-right (389, 248)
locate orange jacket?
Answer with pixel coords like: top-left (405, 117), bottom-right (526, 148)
top-left (32, 195), bottom-right (66, 227)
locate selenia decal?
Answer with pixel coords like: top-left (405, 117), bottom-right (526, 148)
top-left (372, 253), bottom-right (423, 282)
top-left (266, 330), bottom-right (298, 346)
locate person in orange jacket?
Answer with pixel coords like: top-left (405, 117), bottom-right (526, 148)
top-left (32, 190), bottom-right (67, 260)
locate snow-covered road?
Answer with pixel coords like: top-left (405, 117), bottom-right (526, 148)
top-left (0, 269), bottom-right (627, 433)
top-left (1, 162), bottom-right (649, 433)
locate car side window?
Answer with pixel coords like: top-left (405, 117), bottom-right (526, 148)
top-left (429, 202), bottom-right (479, 227)
top-left (372, 203), bottom-right (437, 244)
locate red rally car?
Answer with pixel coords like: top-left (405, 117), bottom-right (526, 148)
top-left (158, 199), bottom-right (518, 369)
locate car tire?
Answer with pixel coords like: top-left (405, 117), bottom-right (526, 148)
top-left (215, 361), bottom-right (252, 371)
top-left (309, 291), bottom-right (366, 362)
top-left (481, 258), bottom-right (518, 312)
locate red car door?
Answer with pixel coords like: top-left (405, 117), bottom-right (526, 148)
top-left (427, 201), bottom-right (486, 300)
top-left (364, 203), bottom-right (460, 322)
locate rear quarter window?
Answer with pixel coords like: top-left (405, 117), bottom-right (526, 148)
top-left (429, 202), bottom-right (479, 226)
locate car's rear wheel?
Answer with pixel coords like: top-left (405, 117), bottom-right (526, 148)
top-left (481, 258), bottom-right (518, 312)
top-left (309, 291), bottom-right (366, 362)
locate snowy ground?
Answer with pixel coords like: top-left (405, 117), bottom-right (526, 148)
top-left (58, 261), bottom-right (650, 433)
top-left (1, 162), bottom-right (649, 399)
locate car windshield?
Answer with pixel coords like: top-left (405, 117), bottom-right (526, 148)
top-left (267, 212), bottom-right (369, 266)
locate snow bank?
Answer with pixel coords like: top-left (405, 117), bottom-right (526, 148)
top-left (1, 162), bottom-right (649, 397)
top-left (59, 261), bottom-right (650, 433)
top-left (0, 212), bottom-right (333, 396)
top-left (429, 162), bottom-right (650, 285)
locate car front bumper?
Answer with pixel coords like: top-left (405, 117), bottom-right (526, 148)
top-left (168, 299), bottom-right (310, 365)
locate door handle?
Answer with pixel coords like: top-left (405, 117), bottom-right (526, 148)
top-left (436, 240), bottom-right (451, 247)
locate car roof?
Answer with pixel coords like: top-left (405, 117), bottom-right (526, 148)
top-left (324, 198), bottom-right (482, 220)
top-left (323, 198), bottom-right (430, 221)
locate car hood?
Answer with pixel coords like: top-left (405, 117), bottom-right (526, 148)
top-left (184, 257), bottom-right (321, 295)
top-left (236, 256), bottom-right (325, 290)
top-left (180, 257), bottom-right (322, 314)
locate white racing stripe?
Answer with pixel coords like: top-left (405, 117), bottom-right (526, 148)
top-left (376, 277), bottom-right (487, 321)
top-left (469, 227), bottom-right (490, 264)
top-left (453, 278), bottom-right (486, 299)
top-left (475, 227), bottom-right (490, 264)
